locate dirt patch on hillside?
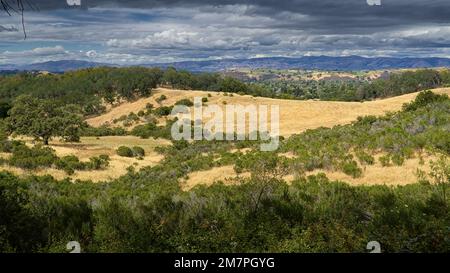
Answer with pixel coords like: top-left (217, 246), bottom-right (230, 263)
top-left (182, 165), bottom-right (251, 191)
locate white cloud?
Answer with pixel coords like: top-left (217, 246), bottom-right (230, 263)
top-left (86, 50), bottom-right (98, 58)
top-left (1, 4), bottom-right (450, 64)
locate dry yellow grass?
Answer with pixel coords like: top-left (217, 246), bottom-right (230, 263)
top-left (304, 154), bottom-right (437, 186)
top-left (181, 154), bottom-right (438, 190)
top-left (86, 88), bottom-right (213, 128)
top-left (182, 165), bottom-right (250, 191)
top-left (0, 136), bottom-right (169, 182)
top-left (6, 88), bottom-right (449, 187)
top-left (87, 87), bottom-right (450, 137)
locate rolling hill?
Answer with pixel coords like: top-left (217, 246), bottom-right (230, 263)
top-left (87, 87), bottom-right (450, 137)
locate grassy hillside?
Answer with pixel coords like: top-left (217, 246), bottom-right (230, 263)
top-left (0, 136), bottom-right (169, 181)
top-left (0, 88), bottom-right (447, 183)
top-left (0, 90), bottom-right (448, 253)
top-left (87, 87), bottom-right (450, 137)
top-left (0, 67), bottom-right (448, 253)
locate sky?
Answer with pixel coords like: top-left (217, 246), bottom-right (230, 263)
top-left (1, 0), bottom-right (450, 65)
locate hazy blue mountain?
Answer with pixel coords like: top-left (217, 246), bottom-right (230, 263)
top-left (2, 56), bottom-right (450, 73)
top-left (151, 56), bottom-right (450, 72)
top-left (0, 60), bottom-right (113, 73)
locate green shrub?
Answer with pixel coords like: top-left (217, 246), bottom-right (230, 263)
top-left (403, 90), bottom-right (448, 112)
top-left (9, 144), bottom-right (57, 170)
top-left (341, 161), bottom-right (363, 178)
top-left (88, 155), bottom-right (110, 170)
top-left (132, 146), bottom-right (145, 157)
top-left (117, 115), bottom-right (128, 122)
top-left (55, 155), bottom-right (85, 175)
top-left (154, 106), bottom-right (173, 117)
top-left (131, 122), bottom-right (158, 139)
top-left (156, 95), bottom-right (167, 103)
top-left (356, 150), bottom-right (375, 165)
top-left (0, 140), bottom-right (24, 153)
top-left (379, 155), bottom-right (391, 167)
top-left (175, 99), bottom-right (194, 107)
top-left (202, 97), bottom-right (208, 103)
top-left (117, 146), bottom-right (134, 157)
top-left (391, 154), bottom-right (405, 166)
top-left (128, 112), bottom-right (139, 121)
top-left (82, 126), bottom-right (127, 137)
top-left (131, 120), bottom-right (173, 140)
top-left (123, 120), bottom-right (132, 127)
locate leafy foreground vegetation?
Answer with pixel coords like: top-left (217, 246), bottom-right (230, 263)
top-left (0, 91), bottom-right (448, 253)
top-left (0, 168), bottom-right (448, 253)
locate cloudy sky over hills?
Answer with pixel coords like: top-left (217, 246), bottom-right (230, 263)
top-left (1, 0), bottom-right (450, 65)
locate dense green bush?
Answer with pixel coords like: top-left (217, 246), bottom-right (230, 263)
top-left (116, 146), bottom-right (134, 157)
top-left (403, 90), bottom-right (449, 112)
top-left (0, 170), bottom-right (448, 253)
top-left (88, 155), bottom-right (110, 170)
top-left (341, 161), bottom-right (363, 178)
top-left (55, 154), bottom-right (110, 174)
top-left (132, 146), bottom-right (145, 157)
top-left (81, 125), bottom-right (127, 137)
top-left (175, 99), bottom-right (194, 107)
top-left (156, 95), bottom-right (167, 103)
top-left (0, 140), bottom-right (23, 153)
top-left (131, 120), bottom-right (174, 139)
top-left (154, 106), bottom-right (173, 117)
top-left (116, 146), bottom-right (145, 158)
top-left (55, 155), bottom-right (86, 175)
top-left (9, 144), bottom-right (57, 170)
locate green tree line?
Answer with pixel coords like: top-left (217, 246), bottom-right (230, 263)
top-left (3, 68), bottom-right (450, 119)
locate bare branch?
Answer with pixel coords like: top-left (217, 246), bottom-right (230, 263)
top-left (1, 0), bottom-right (37, 39)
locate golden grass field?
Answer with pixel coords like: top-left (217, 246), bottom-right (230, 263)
top-left (2, 87), bottom-right (449, 186)
top-left (87, 87), bottom-right (450, 137)
top-left (0, 136), bottom-right (169, 182)
top-left (182, 153), bottom-right (438, 190)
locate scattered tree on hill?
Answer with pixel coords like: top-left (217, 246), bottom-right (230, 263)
top-left (6, 95), bottom-right (86, 145)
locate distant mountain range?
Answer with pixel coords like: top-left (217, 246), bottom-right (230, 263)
top-left (153, 56), bottom-right (450, 72)
top-left (0, 60), bottom-right (112, 73)
top-left (2, 56), bottom-right (450, 73)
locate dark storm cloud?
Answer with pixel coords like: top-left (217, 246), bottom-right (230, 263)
top-left (0, 25), bottom-right (18, 32)
top-left (2, 0), bottom-right (450, 64)
top-left (29, 0), bottom-right (450, 31)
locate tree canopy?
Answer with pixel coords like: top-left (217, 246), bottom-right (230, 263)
top-left (6, 95), bottom-right (86, 145)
